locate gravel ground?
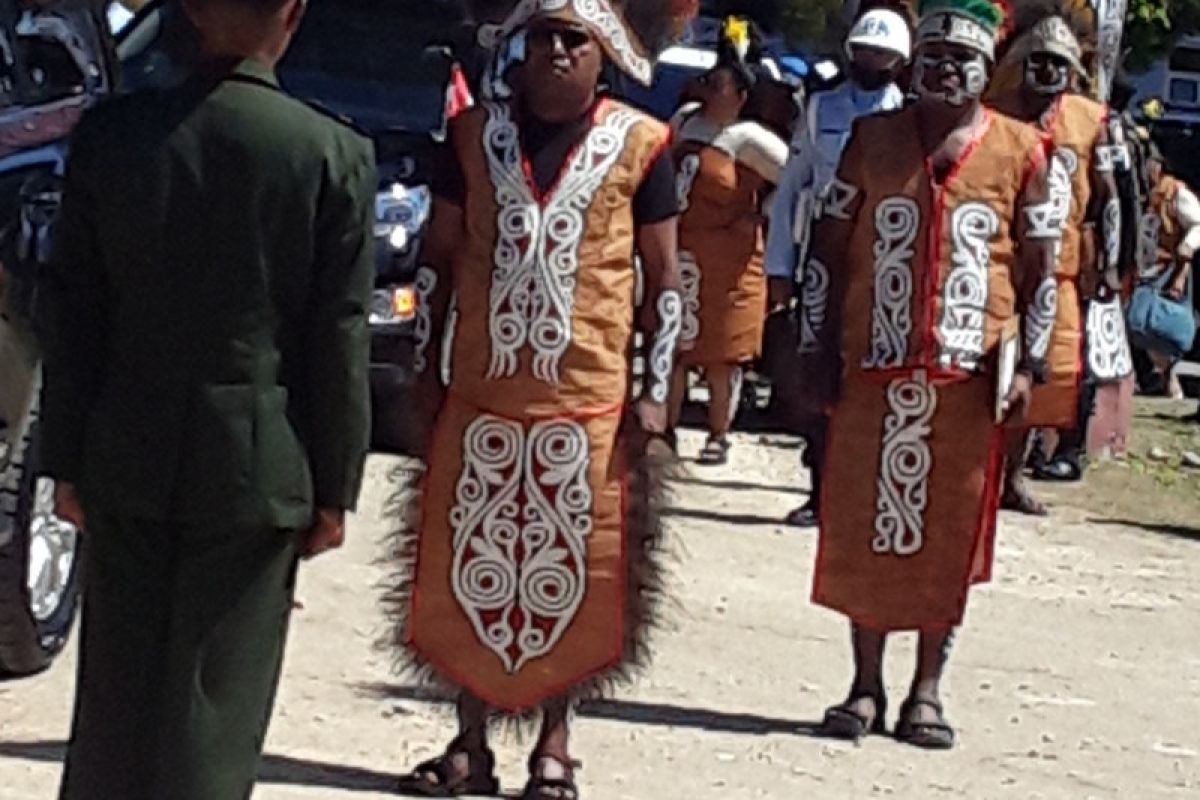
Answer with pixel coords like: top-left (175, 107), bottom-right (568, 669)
top-left (1, 426), bottom-right (1198, 799)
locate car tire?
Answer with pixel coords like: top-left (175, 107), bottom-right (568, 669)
top-left (0, 420), bottom-right (81, 678)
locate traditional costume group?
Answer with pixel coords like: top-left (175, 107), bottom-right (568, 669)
top-left (390, 0), bottom-right (693, 719)
top-left (803, 0), bottom-right (1065, 631)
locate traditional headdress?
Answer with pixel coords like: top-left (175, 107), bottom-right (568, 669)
top-left (715, 15), bottom-right (769, 88)
top-left (481, 0), bottom-right (699, 87)
top-left (985, 0), bottom-right (1096, 100)
top-left (916, 0), bottom-right (1008, 61)
top-left (1006, 0), bottom-right (1096, 76)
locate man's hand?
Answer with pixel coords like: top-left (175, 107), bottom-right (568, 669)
top-left (768, 277), bottom-right (794, 312)
top-left (634, 397), bottom-right (668, 435)
top-left (1001, 372), bottom-right (1035, 425)
top-left (303, 509), bottom-right (346, 560)
top-left (53, 482), bottom-right (85, 530)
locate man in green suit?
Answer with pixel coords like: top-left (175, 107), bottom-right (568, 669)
top-left (40, 1), bottom-right (375, 797)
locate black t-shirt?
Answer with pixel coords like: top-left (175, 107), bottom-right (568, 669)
top-left (433, 103), bottom-right (678, 225)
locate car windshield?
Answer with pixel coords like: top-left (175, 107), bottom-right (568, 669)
top-left (279, 0), bottom-right (458, 135)
top-left (120, 0), bottom-right (458, 136)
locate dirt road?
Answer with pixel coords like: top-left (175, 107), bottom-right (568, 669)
top-left (2, 423), bottom-right (1198, 799)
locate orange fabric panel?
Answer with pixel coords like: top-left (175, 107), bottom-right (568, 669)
top-left (409, 398), bottom-right (628, 712)
top-left (677, 144), bottom-right (769, 366)
top-left (447, 100), bottom-right (669, 417)
top-left (1026, 278), bottom-right (1084, 428)
top-left (814, 371), bottom-right (1002, 632)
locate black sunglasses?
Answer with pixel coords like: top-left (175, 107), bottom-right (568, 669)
top-left (527, 25), bottom-right (593, 52)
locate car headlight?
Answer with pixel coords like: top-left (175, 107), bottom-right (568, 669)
top-left (370, 285), bottom-right (417, 326)
top-left (376, 183), bottom-right (431, 252)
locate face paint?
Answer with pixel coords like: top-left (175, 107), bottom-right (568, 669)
top-left (1025, 54), bottom-right (1070, 96)
top-left (915, 50), bottom-right (990, 107)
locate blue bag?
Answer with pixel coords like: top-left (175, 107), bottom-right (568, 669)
top-left (1126, 272), bottom-right (1197, 358)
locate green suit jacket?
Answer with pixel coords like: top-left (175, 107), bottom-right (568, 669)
top-left (40, 59), bottom-right (375, 529)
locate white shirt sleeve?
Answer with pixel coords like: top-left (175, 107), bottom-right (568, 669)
top-left (736, 124), bottom-right (790, 184)
top-left (1174, 183), bottom-right (1200, 254)
top-left (670, 102), bottom-right (702, 135)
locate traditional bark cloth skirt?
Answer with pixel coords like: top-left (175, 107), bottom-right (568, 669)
top-left (678, 244), bottom-right (767, 368)
top-left (1026, 278), bottom-right (1084, 429)
top-left (814, 370), bottom-right (1004, 632)
top-left (386, 395), bottom-right (668, 714)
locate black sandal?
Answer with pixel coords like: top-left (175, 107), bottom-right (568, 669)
top-left (819, 692), bottom-right (888, 743)
top-left (895, 697), bottom-right (957, 750)
top-left (696, 436), bottom-right (731, 466)
top-left (784, 504), bottom-right (820, 528)
top-left (1000, 487), bottom-right (1048, 517)
top-left (522, 755), bottom-right (580, 800)
top-left (1033, 458), bottom-right (1083, 482)
top-left (396, 744), bottom-right (500, 797)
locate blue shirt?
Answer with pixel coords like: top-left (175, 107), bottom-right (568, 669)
top-left (765, 81), bottom-right (905, 280)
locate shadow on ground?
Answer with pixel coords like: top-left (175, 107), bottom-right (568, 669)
top-left (356, 684), bottom-right (819, 738)
top-left (670, 474), bottom-right (807, 495)
top-left (1088, 517), bottom-right (1200, 543)
top-left (662, 505), bottom-right (788, 528)
top-left (0, 741), bottom-right (399, 793)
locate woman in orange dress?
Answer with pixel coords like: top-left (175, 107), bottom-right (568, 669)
top-left (667, 19), bottom-right (788, 464)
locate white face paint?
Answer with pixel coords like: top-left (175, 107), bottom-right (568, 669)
top-left (1025, 54), bottom-right (1070, 97)
top-left (915, 50), bottom-right (990, 108)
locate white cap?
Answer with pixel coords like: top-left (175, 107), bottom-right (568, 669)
top-left (846, 9), bottom-right (912, 62)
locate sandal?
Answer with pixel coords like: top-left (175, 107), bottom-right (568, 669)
top-left (895, 697), bottom-right (957, 751)
top-left (1000, 487), bottom-right (1048, 517)
top-left (396, 743), bottom-right (500, 797)
top-left (696, 436), bottom-right (731, 466)
top-left (1033, 458), bottom-right (1083, 482)
top-left (819, 692), bottom-right (888, 743)
top-left (784, 504), bottom-right (820, 528)
top-left (522, 755), bottom-right (580, 800)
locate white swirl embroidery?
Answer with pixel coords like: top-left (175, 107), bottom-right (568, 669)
top-left (863, 197), bottom-right (920, 369)
top-left (1086, 296), bottom-right (1133, 380)
top-left (1026, 277), bottom-right (1058, 362)
top-left (1137, 213), bottom-right (1163, 280)
top-left (450, 414), bottom-right (593, 674)
top-left (821, 178), bottom-right (859, 221)
top-left (413, 266), bottom-right (438, 375)
top-left (873, 371), bottom-right (938, 557)
top-left (483, 101), bottom-right (641, 384)
top-left (1024, 154), bottom-right (1072, 240)
top-left (573, 0), bottom-right (653, 85)
top-left (649, 290), bottom-right (683, 404)
top-left (798, 257), bottom-right (830, 353)
top-left (676, 154), bottom-right (700, 212)
top-left (1103, 198), bottom-right (1122, 273)
top-left (939, 203), bottom-right (999, 370)
top-left (441, 292), bottom-right (458, 388)
top-left (1094, 144), bottom-right (1115, 174)
top-left (679, 252), bottom-right (701, 347)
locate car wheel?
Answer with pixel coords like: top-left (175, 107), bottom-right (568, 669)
top-left (0, 420), bottom-right (81, 678)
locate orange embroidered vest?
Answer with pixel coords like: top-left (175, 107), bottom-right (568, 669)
top-left (827, 106), bottom-right (1046, 378)
top-left (1044, 94), bottom-right (1108, 280)
top-left (447, 99), bottom-right (670, 418)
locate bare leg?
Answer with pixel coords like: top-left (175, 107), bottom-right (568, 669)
top-left (705, 363), bottom-right (739, 440)
top-left (822, 623), bottom-right (887, 737)
top-left (456, 692), bottom-right (489, 754)
top-left (527, 700), bottom-right (577, 796)
top-left (910, 628), bottom-right (955, 708)
top-left (1001, 428), bottom-right (1046, 516)
top-left (896, 628), bottom-right (958, 748)
top-left (667, 364), bottom-right (688, 430)
top-left (398, 692), bottom-right (494, 792)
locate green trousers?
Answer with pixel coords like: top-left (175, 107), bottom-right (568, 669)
top-left (58, 516), bottom-right (301, 800)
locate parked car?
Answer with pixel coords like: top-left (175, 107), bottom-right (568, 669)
top-left (117, 0), bottom-right (460, 454)
top-left (0, 0), bottom-right (112, 678)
